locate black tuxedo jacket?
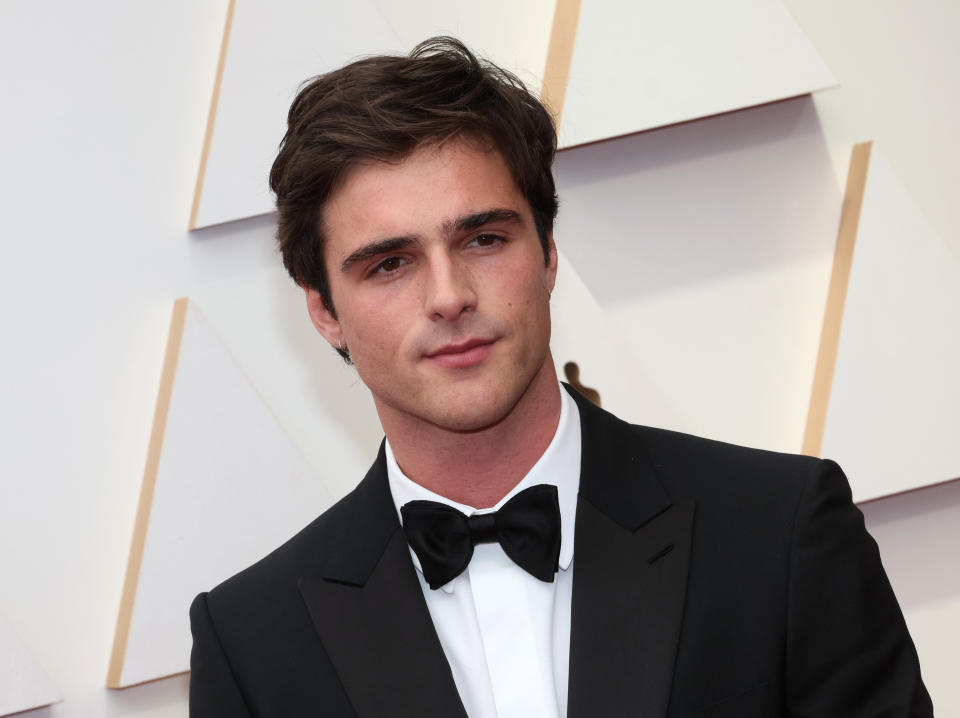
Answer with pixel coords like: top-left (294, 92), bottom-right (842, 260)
top-left (190, 386), bottom-right (931, 717)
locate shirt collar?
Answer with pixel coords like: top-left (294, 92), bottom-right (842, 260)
top-left (386, 384), bottom-right (581, 593)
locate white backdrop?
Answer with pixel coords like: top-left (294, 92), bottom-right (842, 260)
top-left (0, 1), bottom-right (957, 716)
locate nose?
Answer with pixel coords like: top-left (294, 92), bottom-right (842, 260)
top-left (424, 253), bottom-right (477, 321)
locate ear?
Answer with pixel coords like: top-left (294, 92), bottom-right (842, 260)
top-left (544, 231), bottom-right (558, 293)
top-left (304, 286), bottom-right (344, 350)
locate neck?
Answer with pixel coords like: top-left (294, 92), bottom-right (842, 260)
top-left (380, 362), bottom-right (562, 509)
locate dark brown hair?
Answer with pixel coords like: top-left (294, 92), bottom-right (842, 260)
top-left (269, 36), bottom-right (559, 355)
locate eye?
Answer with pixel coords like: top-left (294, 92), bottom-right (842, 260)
top-left (369, 256), bottom-right (408, 277)
top-left (468, 233), bottom-right (504, 249)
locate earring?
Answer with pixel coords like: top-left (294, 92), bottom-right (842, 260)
top-left (338, 338), bottom-right (345, 351)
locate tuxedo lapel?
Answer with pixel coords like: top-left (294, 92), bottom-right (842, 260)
top-left (566, 386), bottom-right (695, 718)
top-left (298, 445), bottom-right (467, 718)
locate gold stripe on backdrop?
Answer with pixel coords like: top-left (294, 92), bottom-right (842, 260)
top-left (802, 141), bottom-right (873, 457)
top-left (189, 0), bottom-right (237, 231)
top-left (540, 0), bottom-right (582, 126)
top-left (107, 298), bottom-right (189, 688)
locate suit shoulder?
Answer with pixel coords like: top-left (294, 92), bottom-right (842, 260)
top-left (572, 388), bottom-right (827, 514)
top-left (637, 423), bottom-right (818, 473)
top-left (630, 423), bottom-right (824, 507)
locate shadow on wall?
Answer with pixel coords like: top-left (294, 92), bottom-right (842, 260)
top-left (265, 265), bottom-right (381, 453)
top-left (187, 209), bottom-right (278, 241)
top-left (186, 256), bottom-right (382, 501)
top-left (553, 95), bottom-right (840, 305)
top-left (860, 477), bottom-right (960, 610)
top-left (104, 672), bottom-right (189, 711)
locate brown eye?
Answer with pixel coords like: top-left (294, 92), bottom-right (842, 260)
top-left (370, 256), bottom-right (407, 276)
top-left (470, 234), bottom-right (502, 248)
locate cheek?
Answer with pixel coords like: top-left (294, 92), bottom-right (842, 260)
top-left (343, 298), bottom-right (408, 358)
top-left (501, 262), bottom-right (549, 309)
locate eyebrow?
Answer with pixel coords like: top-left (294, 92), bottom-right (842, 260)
top-left (444, 208), bottom-right (523, 235)
top-left (340, 236), bottom-right (419, 273)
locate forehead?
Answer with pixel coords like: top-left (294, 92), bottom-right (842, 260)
top-left (320, 139), bottom-right (529, 257)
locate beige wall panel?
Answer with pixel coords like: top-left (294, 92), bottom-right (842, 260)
top-left (0, 614), bottom-right (61, 715)
top-left (861, 480), bottom-right (960, 716)
top-left (819, 150), bottom-right (960, 501)
top-left (551, 253), bottom-right (686, 430)
top-left (193, 0), bottom-right (555, 229)
top-left (554, 96), bottom-right (841, 459)
top-left (189, 268), bottom-right (383, 501)
top-left (781, 0), bottom-right (960, 260)
top-left (559, 0), bottom-right (836, 148)
top-left (110, 301), bottom-right (337, 687)
top-left (369, 0), bottom-right (554, 93)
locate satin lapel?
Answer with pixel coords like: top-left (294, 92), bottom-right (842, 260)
top-left (565, 385), bottom-right (695, 718)
top-left (568, 497), bottom-right (695, 718)
top-left (298, 446), bottom-right (467, 718)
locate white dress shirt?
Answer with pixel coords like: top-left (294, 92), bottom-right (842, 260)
top-left (386, 386), bottom-right (581, 718)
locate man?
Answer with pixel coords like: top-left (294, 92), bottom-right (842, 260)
top-left (189, 38), bottom-right (932, 717)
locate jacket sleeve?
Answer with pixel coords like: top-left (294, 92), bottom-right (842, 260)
top-left (785, 459), bottom-right (933, 717)
top-left (189, 592), bottom-right (254, 718)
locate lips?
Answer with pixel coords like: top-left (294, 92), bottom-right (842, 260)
top-left (424, 338), bottom-right (497, 368)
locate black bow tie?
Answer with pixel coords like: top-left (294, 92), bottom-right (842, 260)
top-left (401, 484), bottom-right (562, 590)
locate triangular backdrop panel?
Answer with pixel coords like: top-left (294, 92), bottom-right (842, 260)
top-left (193, 0), bottom-right (834, 229)
top-left (551, 251), bottom-right (686, 431)
top-left (111, 300), bottom-right (337, 687)
top-left (554, 96), bottom-right (842, 456)
top-left (193, 0), bottom-right (555, 228)
top-left (0, 614), bottom-right (61, 716)
top-left (559, 0), bottom-right (836, 148)
top-left (820, 150), bottom-right (960, 501)
top-left (189, 267), bottom-right (384, 501)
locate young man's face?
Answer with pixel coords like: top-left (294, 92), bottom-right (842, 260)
top-left (305, 138), bottom-right (558, 434)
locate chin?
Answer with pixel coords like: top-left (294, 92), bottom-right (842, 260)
top-left (435, 380), bottom-right (536, 433)
top-left (427, 401), bottom-right (511, 433)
